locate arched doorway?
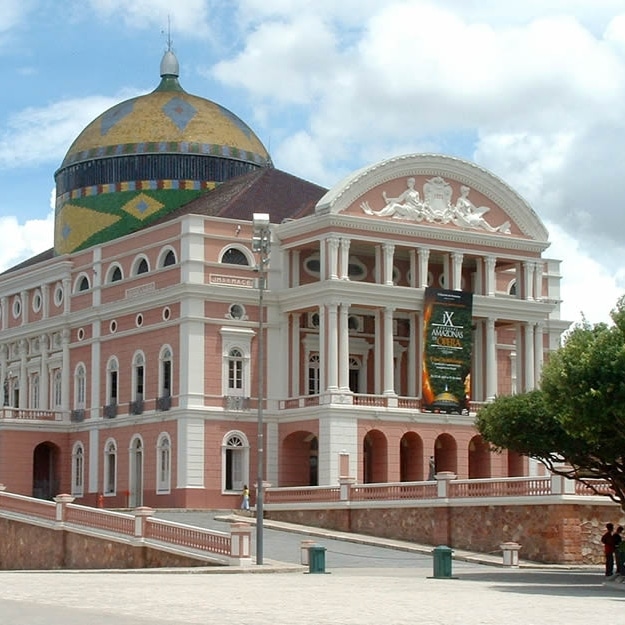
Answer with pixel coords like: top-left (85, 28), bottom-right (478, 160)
top-left (32, 442), bottom-right (60, 499)
top-left (433, 433), bottom-right (458, 475)
top-left (400, 432), bottom-right (424, 481)
top-left (363, 429), bottom-right (388, 483)
top-left (129, 437), bottom-right (143, 507)
top-left (468, 435), bottom-right (491, 478)
top-left (281, 431), bottom-right (318, 486)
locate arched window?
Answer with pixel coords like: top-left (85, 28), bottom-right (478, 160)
top-left (156, 433), bottom-right (171, 494)
top-left (53, 370), bottom-right (62, 408)
top-left (221, 248), bottom-right (249, 266)
top-left (137, 258), bottom-right (149, 274)
top-left (75, 363), bottom-right (86, 409)
top-left (131, 352), bottom-right (145, 414)
top-left (109, 265), bottom-right (123, 283)
top-left (308, 354), bottom-right (320, 395)
top-left (162, 249), bottom-right (176, 267)
top-left (222, 431), bottom-right (249, 493)
top-left (158, 346), bottom-right (172, 411)
top-left (71, 442), bottom-right (84, 497)
top-left (104, 439), bottom-right (117, 495)
top-left (30, 373), bottom-right (40, 409)
top-left (78, 276), bottom-right (90, 292)
top-left (106, 357), bottom-right (119, 416)
top-left (228, 348), bottom-right (243, 391)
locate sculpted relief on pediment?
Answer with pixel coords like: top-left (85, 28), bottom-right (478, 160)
top-left (360, 176), bottom-right (511, 235)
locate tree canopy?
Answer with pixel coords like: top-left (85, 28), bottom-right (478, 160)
top-left (476, 297), bottom-right (625, 509)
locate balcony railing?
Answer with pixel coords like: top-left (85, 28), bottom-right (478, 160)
top-left (103, 403), bottom-right (117, 419)
top-left (129, 399), bottom-right (144, 415)
top-left (156, 395), bottom-right (171, 412)
top-left (70, 409), bottom-right (86, 423)
top-left (223, 396), bottom-right (250, 411)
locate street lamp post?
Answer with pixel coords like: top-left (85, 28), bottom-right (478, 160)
top-left (252, 212), bottom-right (271, 566)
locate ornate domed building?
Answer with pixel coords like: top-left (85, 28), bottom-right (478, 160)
top-left (54, 50), bottom-right (272, 254)
top-left (0, 49), bottom-right (569, 519)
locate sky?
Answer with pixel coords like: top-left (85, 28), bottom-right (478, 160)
top-left (2, 0), bottom-right (625, 326)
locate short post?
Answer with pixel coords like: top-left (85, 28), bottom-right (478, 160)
top-left (500, 542), bottom-right (521, 567)
top-left (431, 545), bottom-right (454, 579)
top-left (53, 493), bottom-right (75, 523)
top-left (133, 506), bottom-right (154, 538)
top-left (435, 471), bottom-right (456, 498)
top-left (230, 522), bottom-right (252, 564)
top-left (300, 539), bottom-right (316, 565)
top-left (0, 483), bottom-right (6, 491)
top-left (339, 476), bottom-right (355, 501)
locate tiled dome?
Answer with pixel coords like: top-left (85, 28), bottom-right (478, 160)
top-left (54, 50), bottom-right (271, 255)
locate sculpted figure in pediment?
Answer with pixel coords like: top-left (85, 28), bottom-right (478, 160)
top-left (361, 177), bottom-right (426, 220)
top-left (452, 185), bottom-right (511, 234)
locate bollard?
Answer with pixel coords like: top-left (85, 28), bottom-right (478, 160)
top-left (500, 542), bottom-right (521, 567)
top-left (431, 545), bottom-right (453, 579)
top-left (308, 544), bottom-right (327, 574)
top-left (300, 540), bottom-right (316, 565)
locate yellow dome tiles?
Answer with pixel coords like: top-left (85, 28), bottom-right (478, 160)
top-left (121, 192), bottom-right (165, 220)
top-left (62, 92), bottom-right (270, 167)
top-left (55, 204), bottom-right (121, 255)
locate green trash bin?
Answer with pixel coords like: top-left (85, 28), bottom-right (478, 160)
top-left (432, 545), bottom-right (453, 578)
top-left (308, 544), bottom-right (326, 574)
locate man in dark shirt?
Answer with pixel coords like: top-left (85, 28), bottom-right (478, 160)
top-left (601, 522), bottom-right (615, 576)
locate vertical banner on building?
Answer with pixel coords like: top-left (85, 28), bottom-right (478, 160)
top-left (422, 287), bottom-right (473, 414)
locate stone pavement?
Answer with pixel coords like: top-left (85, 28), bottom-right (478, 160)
top-left (1, 511), bottom-right (624, 625)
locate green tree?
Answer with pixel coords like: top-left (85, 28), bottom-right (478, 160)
top-left (476, 297), bottom-right (625, 510)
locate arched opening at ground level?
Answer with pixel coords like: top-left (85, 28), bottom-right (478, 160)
top-left (468, 435), bottom-right (491, 478)
top-left (400, 431), bottom-right (424, 481)
top-left (363, 429), bottom-right (388, 483)
top-left (32, 441), bottom-right (61, 500)
top-left (281, 431), bottom-right (318, 486)
top-left (434, 433), bottom-right (457, 475)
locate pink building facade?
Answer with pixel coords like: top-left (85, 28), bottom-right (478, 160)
top-left (0, 54), bottom-right (569, 509)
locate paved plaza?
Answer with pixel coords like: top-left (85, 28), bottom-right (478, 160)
top-left (1, 512), bottom-right (623, 624)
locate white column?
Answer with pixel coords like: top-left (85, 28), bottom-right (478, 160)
top-left (61, 328), bottom-right (70, 412)
top-left (408, 312), bottom-right (417, 397)
top-left (338, 303), bottom-right (350, 391)
top-left (318, 305), bottom-right (326, 392)
top-left (451, 252), bottom-right (463, 291)
top-left (19, 339), bottom-right (27, 409)
top-left (291, 314), bottom-right (300, 396)
top-left (291, 250), bottom-right (300, 287)
top-left (534, 322), bottom-right (544, 387)
top-left (485, 256), bottom-right (496, 297)
top-left (515, 323), bottom-right (524, 392)
top-left (409, 249), bottom-right (417, 288)
top-left (40, 334), bottom-right (49, 410)
top-left (534, 261), bottom-right (543, 301)
top-left (326, 303), bottom-right (339, 391)
top-left (319, 240), bottom-right (327, 281)
top-left (473, 320), bottom-right (484, 400)
top-left (418, 248), bottom-right (430, 288)
top-left (524, 322), bottom-right (535, 390)
top-left (91, 321), bottom-right (101, 419)
top-left (523, 261), bottom-right (535, 301)
top-left (62, 278), bottom-right (71, 314)
top-left (485, 317), bottom-right (497, 400)
top-left (417, 313), bottom-right (424, 398)
top-left (383, 307), bottom-right (396, 396)
top-left (339, 238), bottom-right (351, 280)
top-left (383, 243), bottom-right (395, 286)
top-left (328, 237), bottom-right (339, 280)
top-left (1, 297), bottom-right (7, 330)
top-left (374, 309), bottom-right (381, 394)
top-left (20, 291), bottom-right (28, 325)
top-left (374, 246), bottom-right (382, 284)
top-left (41, 284), bottom-right (50, 319)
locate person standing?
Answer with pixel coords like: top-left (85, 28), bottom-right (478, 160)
top-left (614, 526), bottom-right (624, 575)
top-left (601, 522), bottom-right (615, 576)
top-left (240, 484), bottom-right (250, 511)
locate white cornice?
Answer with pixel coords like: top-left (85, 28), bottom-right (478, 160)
top-left (315, 153), bottom-right (549, 243)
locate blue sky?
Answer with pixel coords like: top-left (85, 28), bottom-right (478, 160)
top-left (2, 0), bottom-right (625, 325)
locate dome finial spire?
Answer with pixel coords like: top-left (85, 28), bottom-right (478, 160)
top-left (160, 15), bottom-right (179, 78)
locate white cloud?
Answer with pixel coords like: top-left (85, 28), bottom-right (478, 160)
top-left (0, 92), bottom-right (140, 169)
top-left (0, 210), bottom-right (54, 273)
top-left (87, 0), bottom-right (210, 36)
